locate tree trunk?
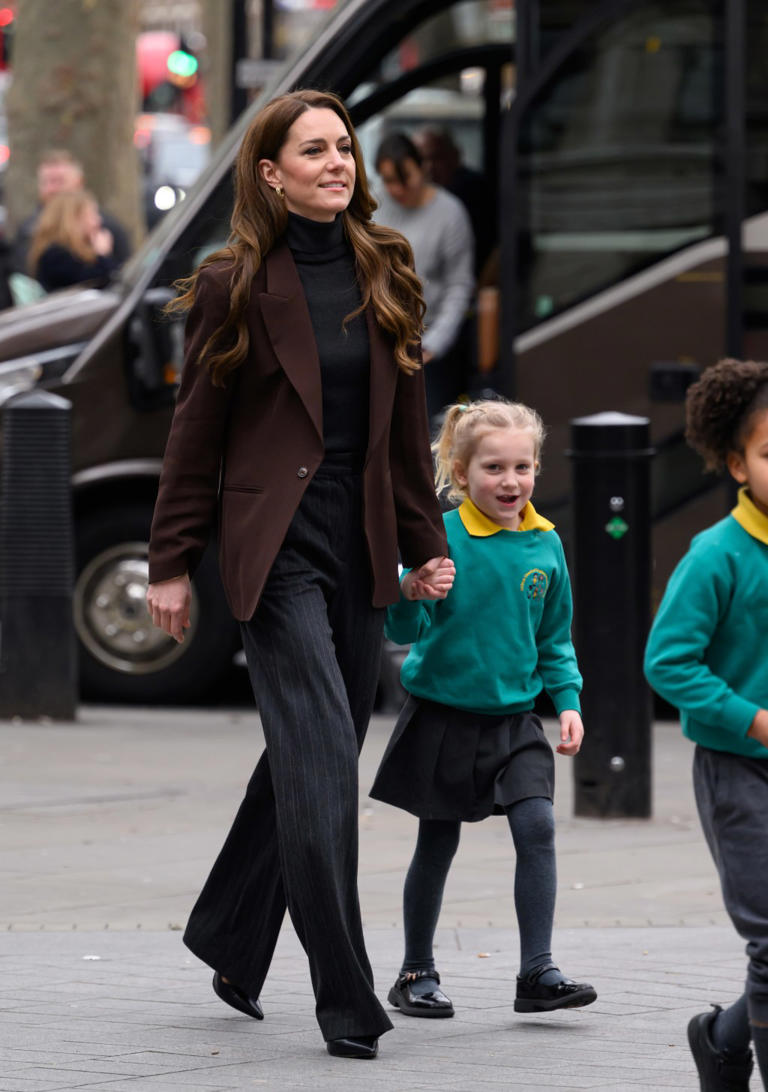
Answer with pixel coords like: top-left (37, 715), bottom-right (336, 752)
top-left (5, 0), bottom-right (143, 245)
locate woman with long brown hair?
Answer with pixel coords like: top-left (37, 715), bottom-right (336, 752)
top-left (146, 89), bottom-right (454, 1059)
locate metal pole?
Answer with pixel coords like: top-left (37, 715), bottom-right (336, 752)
top-left (230, 0), bottom-right (249, 123)
top-left (568, 412), bottom-right (653, 818)
top-left (725, 0), bottom-right (745, 359)
top-left (262, 0), bottom-right (275, 60)
top-left (0, 390), bottom-right (77, 720)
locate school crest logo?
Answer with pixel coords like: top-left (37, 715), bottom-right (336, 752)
top-left (520, 568), bottom-right (548, 599)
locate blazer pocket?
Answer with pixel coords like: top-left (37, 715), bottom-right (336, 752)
top-left (222, 484), bottom-right (265, 494)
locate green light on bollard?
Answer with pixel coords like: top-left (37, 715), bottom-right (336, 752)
top-left (605, 516), bottom-right (629, 540)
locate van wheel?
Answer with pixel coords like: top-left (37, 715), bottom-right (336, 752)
top-left (74, 505), bottom-right (238, 703)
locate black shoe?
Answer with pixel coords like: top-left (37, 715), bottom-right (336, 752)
top-left (326, 1036), bottom-right (379, 1059)
top-left (687, 1006), bottom-right (753, 1091)
top-left (514, 968), bottom-right (597, 1012)
top-left (212, 971), bottom-right (264, 1019)
top-left (388, 970), bottom-right (454, 1018)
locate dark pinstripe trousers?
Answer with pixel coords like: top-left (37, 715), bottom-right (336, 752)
top-left (183, 458), bottom-right (393, 1041)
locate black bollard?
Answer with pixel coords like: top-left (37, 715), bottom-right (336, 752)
top-left (568, 412), bottom-right (653, 818)
top-left (0, 390), bottom-right (77, 720)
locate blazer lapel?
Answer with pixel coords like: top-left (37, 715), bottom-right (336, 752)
top-left (366, 307), bottom-right (398, 461)
top-left (258, 244), bottom-right (323, 442)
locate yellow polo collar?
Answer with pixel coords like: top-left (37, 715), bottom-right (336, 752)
top-left (458, 497), bottom-right (554, 536)
top-left (732, 486), bottom-right (768, 545)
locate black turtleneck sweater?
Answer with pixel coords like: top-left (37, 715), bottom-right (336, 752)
top-left (285, 211), bottom-right (370, 457)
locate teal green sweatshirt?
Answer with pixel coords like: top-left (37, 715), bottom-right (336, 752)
top-left (386, 498), bottom-right (582, 716)
top-left (644, 488), bottom-right (768, 758)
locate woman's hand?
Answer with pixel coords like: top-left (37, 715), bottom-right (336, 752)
top-left (92, 227), bottom-right (114, 256)
top-left (401, 555), bottom-right (455, 601)
top-left (556, 710), bottom-right (584, 755)
top-left (146, 574), bottom-right (192, 643)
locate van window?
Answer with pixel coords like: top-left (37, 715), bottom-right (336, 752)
top-left (365, 0), bottom-right (514, 83)
top-left (356, 77), bottom-right (486, 175)
top-left (513, 0), bottom-right (724, 330)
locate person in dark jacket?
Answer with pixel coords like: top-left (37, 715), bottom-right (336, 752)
top-left (145, 89), bottom-right (454, 1060)
top-left (27, 190), bottom-right (118, 292)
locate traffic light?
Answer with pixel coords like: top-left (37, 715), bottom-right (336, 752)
top-left (167, 40), bottom-right (198, 88)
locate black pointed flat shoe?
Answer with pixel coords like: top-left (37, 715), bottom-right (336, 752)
top-left (326, 1035), bottom-right (378, 1059)
top-left (388, 970), bottom-right (454, 1018)
top-left (514, 968), bottom-right (597, 1013)
top-left (212, 971), bottom-right (264, 1019)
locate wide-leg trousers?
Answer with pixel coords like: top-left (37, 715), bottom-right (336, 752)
top-left (183, 456), bottom-right (393, 1041)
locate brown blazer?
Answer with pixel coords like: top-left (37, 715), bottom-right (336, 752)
top-left (148, 244), bottom-right (448, 621)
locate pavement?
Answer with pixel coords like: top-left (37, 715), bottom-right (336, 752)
top-left (0, 706), bottom-right (753, 1091)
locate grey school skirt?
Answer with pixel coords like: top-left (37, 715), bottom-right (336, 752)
top-left (369, 695), bottom-right (555, 822)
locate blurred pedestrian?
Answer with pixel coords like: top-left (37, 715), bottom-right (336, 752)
top-left (371, 398), bottom-right (597, 1021)
top-left (28, 191), bottom-right (118, 292)
top-left (146, 89), bottom-right (453, 1060)
top-left (645, 357), bottom-right (768, 1091)
top-left (413, 126), bottom-right (493, 272)
top-left (13, 149), bottom-right (131, 275)
top-left (374, 132), bottom-right (474, 422)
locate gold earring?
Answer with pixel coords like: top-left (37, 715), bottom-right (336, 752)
top-left (275, 185), bottom-right (284, 199)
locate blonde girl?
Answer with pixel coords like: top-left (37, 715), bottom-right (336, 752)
top-left (371, 398), bottom-right (597, 1018)
top-left (28, 190), bottom-right (116, 292)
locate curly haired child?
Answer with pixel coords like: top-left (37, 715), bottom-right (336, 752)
top-left (645, 358), bottom-right (768, 1091)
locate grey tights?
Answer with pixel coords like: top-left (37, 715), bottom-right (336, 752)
top-left (400, 797), bottom-right (558, 981)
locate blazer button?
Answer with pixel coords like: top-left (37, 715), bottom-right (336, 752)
top-left (297, 466), bottom-right (308, 479)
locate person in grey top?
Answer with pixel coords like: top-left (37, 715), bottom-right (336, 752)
top-left (375, 133), bottom-right (474, 421)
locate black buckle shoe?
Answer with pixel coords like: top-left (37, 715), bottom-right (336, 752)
top-left (326, 1036), bottom-right (379, 1059)
top-left (212, 971), bottom-right (264, 1019)
top-left (514, 968), bottom-right (597, 1012)
top-left (388, 969), bottom-right (454, 1018)
top-left (687, 1006), bottom-right (753, 1091)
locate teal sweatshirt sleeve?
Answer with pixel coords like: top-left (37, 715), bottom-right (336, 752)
top-left (384, 586), bottom-right (433, 645)
top-left (535, 539), bottom-right (582, 714)
top-left (644, 543), bottom-right (760, 739)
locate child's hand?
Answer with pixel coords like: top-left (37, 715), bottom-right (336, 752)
top-left (556, 710), bottom-right (584, 755)
top-left (402, 556), bottom-right (455, 600)
top-left (748, 709), bottom-right (768, 748)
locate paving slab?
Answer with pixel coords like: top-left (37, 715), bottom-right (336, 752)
top-left (0, 708), bottom-right (751, 1090)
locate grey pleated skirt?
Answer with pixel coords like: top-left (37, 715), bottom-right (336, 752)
top-left (369, 695), bottom-right (555, 821)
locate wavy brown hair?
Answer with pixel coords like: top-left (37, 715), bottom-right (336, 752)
top-left (685, 357), bottom-right (768, 471)
top-left (169, 89), bottom-right (426, 385)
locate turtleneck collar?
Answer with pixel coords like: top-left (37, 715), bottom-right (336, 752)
top-left (285, 211), bottom-right (347, 261)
